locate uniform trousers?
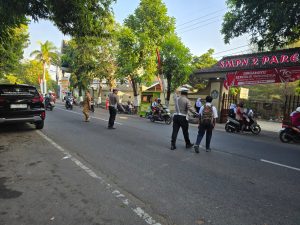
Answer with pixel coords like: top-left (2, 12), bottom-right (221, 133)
top-left (171, 115), bottom-right (191, 146)
top-left (195, 122), bottom-right (213, 149)
top-left (108, 106), bottom-right (117, 128)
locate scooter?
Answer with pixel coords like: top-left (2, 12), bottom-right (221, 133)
top-left (44, 97), bottom-right (55, 111)
top-left (149, 106), bottom-right (172, 125)
top-left (65, 97), bottom-right (73, 110)
top-left (225, 112), bottom-right (261, 135)
top-left (279, 124), bottom-right (300, 143)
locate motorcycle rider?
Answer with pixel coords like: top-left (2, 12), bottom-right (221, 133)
top-left (290, 107), bottom-right (300, 129)
top-left (236, 102), bottom-right (245, 131)
top-left (154, 98), bottom-right (163, 118)
top-left (228, 103), bottom-right (236, 119)
top-left (44, 93), bottom-right (51, 108)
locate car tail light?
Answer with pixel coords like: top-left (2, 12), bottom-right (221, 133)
top-left (32, 95), bottom-right (44, 103)
top-left (41, 111), bottom-right (46, 120)
top-left (0, 96), bottom-right (4, 103)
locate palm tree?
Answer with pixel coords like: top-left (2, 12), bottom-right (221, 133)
top-left (30, 41), bottom-right (58, 94)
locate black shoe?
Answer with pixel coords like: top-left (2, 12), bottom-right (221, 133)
top-left (107, 126), bottom-right (116, 129)
top-left (186, 143), bottom-right (194, 149)
top-left (170, 145), bottom-right (176, 150)
top-left (206, 148), bottom-right (211, 152)
top-left (194, 145), bottom-right (199, 153)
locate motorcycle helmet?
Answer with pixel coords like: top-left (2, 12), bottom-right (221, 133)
top-left (157, 98), bottom-right (161, 103)
top-left (296, 107), bottom-right (300, 112)
top-left (238, 102), bottom-right (244, 107)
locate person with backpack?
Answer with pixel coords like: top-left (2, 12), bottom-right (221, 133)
top-left (194, 95), bottom-right (218, 153)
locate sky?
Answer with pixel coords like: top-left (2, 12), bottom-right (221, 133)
top-left (23, 0), bottom-right (250, 60)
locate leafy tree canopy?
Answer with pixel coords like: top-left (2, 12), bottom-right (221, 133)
top-left (221, 0), bottom-right (300, 50)
top-left (0, 0), bottom-right (115, 38)
top-left (189, 49), bottom-right (218, 90)
top-left (0, 25), bottom-right (29, 78)
top-left (160, 34), bottom-right (192, 100)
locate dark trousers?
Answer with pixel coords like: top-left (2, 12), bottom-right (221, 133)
top-left (108, 106), bottom-right (117, 127)
top-left (171, 115), bottom-right (191, 146)
top-left (195, 123), bottom-right (213, 149)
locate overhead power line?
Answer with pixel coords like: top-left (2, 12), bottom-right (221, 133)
top-left (215, 49), bottom-right (253, 59)
top-left (177, 8), bottom-right (226, 27)
top-left (213, 45), bottom-right (250, 55)
top-left (176, 15), bottom-right (223, 31)
top-left (178, 20), bottom-right (221, 34)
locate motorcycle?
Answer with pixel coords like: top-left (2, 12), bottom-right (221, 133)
top-left (149, 106), bottom-right (172, 125)
top-left (225, 109), bottom-right (261, 134)
top-left (44, 97), bottom-right (55, 111)
top-left (279, 124), bottom-right (300, 143)
top-left (65, 97), bottom-right (74, 110)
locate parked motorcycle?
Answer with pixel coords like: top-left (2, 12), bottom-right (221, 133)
top-left (225, 110), bottom-right (261, 134)
top-left (279, 124), bottom-right (300, 143)
top-left (149, 106), bottom-right (172, 125)
top-left (65, 97), bottom-right (74, 110)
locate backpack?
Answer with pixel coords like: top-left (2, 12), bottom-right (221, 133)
top-left (201, 105), bottom-right (213, 125)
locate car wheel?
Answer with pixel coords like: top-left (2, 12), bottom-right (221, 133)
top-left (35, 120), bottom-right (44, 129)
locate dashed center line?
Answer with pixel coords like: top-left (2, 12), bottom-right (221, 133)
top-left (260, 159), bottom-right (300, 172)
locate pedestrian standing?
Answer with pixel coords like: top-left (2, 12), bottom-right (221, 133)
top-left (82, 90), bottom-right (92, 122)
top-left (108, 89), bottom-right (124, 129)
top-left (194, 95), bottom-right (218, 153)
top-left (195, 97), bottom-right (202, 112)
top-left (171, 87), bottom-right (197, 150)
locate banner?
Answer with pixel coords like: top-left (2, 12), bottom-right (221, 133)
top-left (224, 66), bottom-right (300, 88)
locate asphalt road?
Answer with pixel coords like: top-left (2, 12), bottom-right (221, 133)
top-left (1, 104), bottom-right (299, 225)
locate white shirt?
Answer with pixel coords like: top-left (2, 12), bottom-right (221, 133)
top-left (199, 103), bottom-right (218, 119)
top-left (195, 99), bottom-right (202, 108)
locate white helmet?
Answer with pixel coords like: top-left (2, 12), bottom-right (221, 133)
top-left (296, 107), bottom-right (300, 112)
top-left (180, 87), bottom-right (189, 93)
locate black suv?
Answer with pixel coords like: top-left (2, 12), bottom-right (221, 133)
top-left (0, 84), bottom-right (45, 129)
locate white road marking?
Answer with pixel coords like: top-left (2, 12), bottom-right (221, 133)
top-left (36, 130), bottom-right (161, 225)
top-left (260, 159), bottom-right (300, 172)
top-left (55, 106), bottom-right (122, 125)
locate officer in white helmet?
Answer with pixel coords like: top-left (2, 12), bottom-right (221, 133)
top-left (171, 87), bottom-right (197, 150)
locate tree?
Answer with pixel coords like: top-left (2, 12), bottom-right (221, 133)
top-left (118, 0), bottom-right (175, 105)
top-left (221, 0), bottom-right (300, 50)
top-left (0, 0), bottom-right (115, 39)
top-left (30, 41), bottom-right (58, 94)
top-left (160, 34), bottom-right (192, 105)
top-left (0, 24), bottom-right (29, 78)
top-left (189, 49), bottom-right (218, 90)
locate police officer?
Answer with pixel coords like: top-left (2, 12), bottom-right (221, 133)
top-left (171, 87), bottom-right (197, 150)
top-left (108, 88), bottom-right (124, 129)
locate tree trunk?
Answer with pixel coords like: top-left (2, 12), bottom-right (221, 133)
top-left (131, 77), bottom-right (139, 110)
top-left (43, 63), bottom-right (47, 94)
top-left (166, 77), bottom-right (171, 107)
top-left (97, 82), bottom-right (102, 105)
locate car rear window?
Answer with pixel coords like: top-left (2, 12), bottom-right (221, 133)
top-left (0, 86), bottom-right (39, 96)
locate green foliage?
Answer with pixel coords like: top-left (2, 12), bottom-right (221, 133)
top-left (62, 37), bottom-right (102, 94)
top-left (189, 49), bottom-right (218, 90)
top-left (0, 25), bottom-right (29, 78)
top-left (160, 34), bottom-right (192, 100)
top-left (246, 82), bottom-right (299, 101)
top-left (221, 0), bottom-right (300, 50)
top-left (118, 0), bottom-right (175, 96)
top-left (30, 41), bottom-right (58, 66)
top-left (192, 49), bottom-right (218, 70)
top-left (0, 0), bottom-right (115, 38)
